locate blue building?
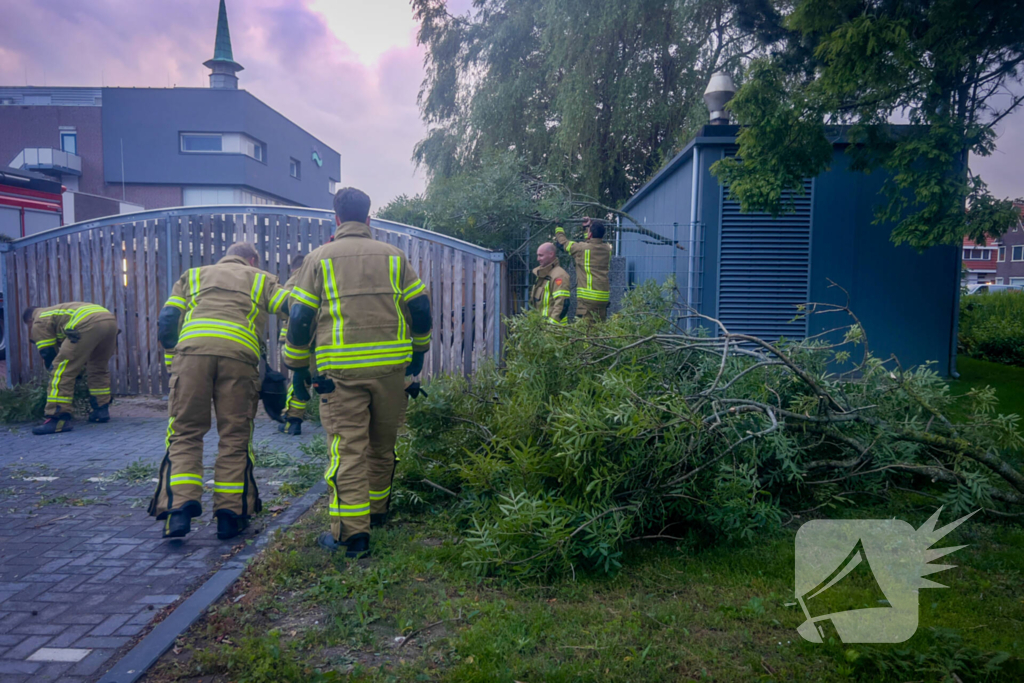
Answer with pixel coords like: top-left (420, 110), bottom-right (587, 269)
top-left (619, 124), bottom-right (960, 375)
top-left (1, 0), bottom-right (340, 227)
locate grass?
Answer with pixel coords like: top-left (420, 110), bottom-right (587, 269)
top-left (142, 496), bottom-right (1024, 683)
top-left (112, 458), bottom-right (158, 484)
top-left (954, 357), bottom-right (1024, 423)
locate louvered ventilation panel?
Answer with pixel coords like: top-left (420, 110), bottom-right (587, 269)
top-left (719, 177), bottom-right (812, 341)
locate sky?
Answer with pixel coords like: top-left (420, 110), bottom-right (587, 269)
top-left (0, 0), bottom-right (1020, 206)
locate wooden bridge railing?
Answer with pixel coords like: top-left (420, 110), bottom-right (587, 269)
top-left (0, 205), bottom-right (505, 393)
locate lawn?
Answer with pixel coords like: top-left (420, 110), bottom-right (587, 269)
top-left (954, 357), bottom-right (1024, 423)
top-left (142, 494), bottom-right (1024, 683)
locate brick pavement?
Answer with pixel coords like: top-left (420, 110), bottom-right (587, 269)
top-left (0, 410), bottom-right (323, 682)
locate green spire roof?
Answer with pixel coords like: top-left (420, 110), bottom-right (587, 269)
top-left (205, 0), bottom-right (243, 70)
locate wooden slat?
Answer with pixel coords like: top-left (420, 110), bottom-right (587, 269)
top-left (213, 214), bottom-right (224, 262)
top-left (430, 244), bottom-right (442, 377)
top-left (47, 240), bottom-right (59, 306)
top-left (450, 252), bottom-right (463, 373)
top-left (69, 234), bottom-right (82, 302)
top-left (112, 224), bottom-right (129, 395)
top-left (202, 214), bottom-right (213, 267)
top-left (151, 220), bottom-right (166, 394)
top-left (484, 260), bottom-right (497, 361)
top-left (81, 231), bottom-right (94, 303)
top-left (266, 214), bottom-right (281, 371)
top-left (13, 249), bottom-right (29, 383)
top-left (441, 247), bottom-right (452, 376)
top-left (134, 222), bottom-right (150, 394)
top-left (463, 258), bottom-right (474, 377)
top-left (122, 223), bottom-right (138, 394)
top-left (191, 214), bottom-right (202, 268)
top-left (474, 257), bottom-right (485, 373)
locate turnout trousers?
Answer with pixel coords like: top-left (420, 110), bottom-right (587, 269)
top-left (320, 367), bottom-right (407, 542)
top-left (575, 300), bottom-right (608, 322)
top-left (149, 353), bottom-right (262, 520)
top-left (45, 318), bottom-right (118, 416)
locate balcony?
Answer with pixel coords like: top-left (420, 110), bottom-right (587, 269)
top-left (8, 147), bottom-right (83, 176)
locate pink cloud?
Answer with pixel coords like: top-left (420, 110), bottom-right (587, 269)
top-left (0, 0), bottom-right (428, 206)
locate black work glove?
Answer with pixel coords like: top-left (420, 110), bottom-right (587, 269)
top-left (65, 329), bottom-right (81, 344)
top-left (291, 367), bottom-right (312, 402)
top-left (312, 375), bottom-right (335, 395)
top-left (39, 347), bottom-right (57, 371)
top-left (406, 350), bottom-right (425, 377)
top-left (405, 381), bottom-right (428, 399)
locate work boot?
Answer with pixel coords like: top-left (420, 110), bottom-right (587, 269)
top-left (318, 532), bottom-right (371, 558)
top-left (87, 397), bottom-right (110, 423)
top-left (277, 418), bottom-right (302, 436)
top-left (32, 413), bottom-right (73, 435)
top-left (163, 511), bottom-right (191, 539)
top-left (216, 510), bottom-right (249, 540)
top-left (370, 513), bottom-right (388, 529)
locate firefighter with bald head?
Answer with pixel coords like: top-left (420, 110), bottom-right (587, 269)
top-left (284, 187), bottom-right (432, 558)
top-left (530, 242), bottom-right (570, 325)
top-left (149, 241), bottom-right (290, 541)
top-left (554, 217), bottom-right (613, 322)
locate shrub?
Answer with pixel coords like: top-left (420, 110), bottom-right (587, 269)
top-left (0, 376), bottom-right (91, 423)
top-left (401, 281), bottom-right (1024, 579)
top-left (959, 291), bottom-right (1024, 366)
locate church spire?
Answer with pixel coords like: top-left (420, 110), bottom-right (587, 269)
top-left (203, 0), bottom-right (244, 90)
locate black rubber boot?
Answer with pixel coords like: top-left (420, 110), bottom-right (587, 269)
top-left (216, 511), bottom-right (249, 540)
top-left (162, 511), bottom-right (191, 538)
top-left (87, 397), bottom-right (111, 423)
top-left (32, 413), bottom-right (73, 435)
top-left (370, 513), bottom-right (388, 529)
top-left (277, 418), bottom-right (302, 436)
top-left (318, 531), bottom-right (371, 558)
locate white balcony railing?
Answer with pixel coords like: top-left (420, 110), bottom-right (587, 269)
top-left (8, 147), bottom-right (83, 175)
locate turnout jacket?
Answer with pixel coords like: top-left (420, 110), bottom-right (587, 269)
top-left (160, 255), bottom-right (289, 367)
top-left (530, 263), bottom-right (571, 325)
top-left (554, 227), bottom-right (613, 303)
top-left (283, 220), bottom-right (431, 379)
top-left (30, 302), bottom-right (116, 353)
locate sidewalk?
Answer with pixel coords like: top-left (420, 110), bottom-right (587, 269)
top-left (0, 408), bottom-right (322, 682)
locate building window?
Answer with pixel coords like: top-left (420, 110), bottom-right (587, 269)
top-left (996, 277), bottom-right (1004, 284)
top-left (1013, 246), bottom-right (1024, 262)
top-left (60, 131), bottom-right (77, 155)
top-left (181, 133), bottom-right (223, 152)
top-left (329, 179), bottom-right (339, 195)
top-left (180, 133), bottom-right (266, 161)
top-left (289, 158), bottom-right (301, 179)
top-left (1011, 277), bottom-right (1024, 286)
top-left (962, 248), bottom-right (993, 260)
top-left (998, 246), bottom-right (1006, 262)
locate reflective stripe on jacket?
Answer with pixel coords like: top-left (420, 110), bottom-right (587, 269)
top-left (30, 302), bottom-right (116, 349)
top-left (530, 263), bottom-right (570, 325)
top-left (554, 228), bottom-right (612, 302)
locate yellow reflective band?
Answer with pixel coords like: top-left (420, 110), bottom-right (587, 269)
top-left (577, 288), bottom-right (610, 302)
top-left (291, 286), bottom-right (320, 308)
top-left (389, 255), bottom-right (406, 341)
top-left (214, 482), bottom-right (245, 493)
top-left (183, 318), bottom-right (259, 340)
top-left (48, 396), bottom-right (74, 403)
top-left (541, 282), bottom-right (550, 317)
top-left (170, 474), bottom-right (204, 486)
top-left (35, 338), bottom-right (57, 348)
top-left (412, 332), bottom-right (431, 345)
top-left (329, 503), bottom-right (370, 517)
top-left (322, 259), bottom-right (343, 346)
top-left (584, 249), bottom-right (593, 290)
top-left (318, 355), bottom-right (412, 371)
top-left (247, 274), bottom-right (266, 329)
top-left (552, 290), bottom-right (570, 298)
top-left (185, 268), bottom-right (201, 322)
top-left (547, 317), bottom-right (567, 325)
top-left (326, 435), bottom-right (342, 512)
top-left (369, 487), bottom-right (391, 501)
top-left (402, 279), bottom-right (426, 301)
top-left (269, 287), bottom-right (289, 313)
top-left (179, 329), bottom-right (260, 355)
top-left (287, 399), bottom-right (308, 409)
top-left (89, 388), bottom-right (111, 395)
top-left (40, 309), bottom-right (76, 318)
top-left (166, 416), bottom-right (175, 450)
top-left (283, 343), bottom-right (310, 360)
top-left (555, 226), bottom-right (565, 234)
top-left (166, 296), bottom-right (187, 310)
top-left (164, 352), bottom-right (174, 368)
top-left (49, 359), bottom-right (69, 401)
top-left (66, 305), bottom-right (109, 330)
top-left (566, 240), bottom-right (576, 250)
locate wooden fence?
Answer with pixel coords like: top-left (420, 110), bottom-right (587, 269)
top-left (0, 206), bottom-right (505, 393)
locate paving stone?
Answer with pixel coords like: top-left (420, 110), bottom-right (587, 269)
top-left (4, 634), bottom-right (53, 659)
top-left (27, 647), bottom-right (92, 662)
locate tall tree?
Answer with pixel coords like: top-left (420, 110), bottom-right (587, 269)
top-left (413, 0), bottom-right (756, 205)
top-left (713, 0), bottom-right (1024, 248)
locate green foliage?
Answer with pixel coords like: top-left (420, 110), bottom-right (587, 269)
top-left (195, 630), bottom-right (341, 683)
top-left (0, 376), bottom-right (90, 423)
top-left (714, 0), bottom-right (1024, 247)
top-left (402, 281), bottom-right (1024, 578)
top-left (849, 628), bottom-right (1017, 682)
top-left (959, 291), bottom-right (1024, 367)
top-left (111, 458), bottom-right (157, 484)
top-left (412, 0), bottom-right (755, 205)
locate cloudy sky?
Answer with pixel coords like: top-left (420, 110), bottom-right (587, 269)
top-left (0, 0), bottom-right (1020, 205)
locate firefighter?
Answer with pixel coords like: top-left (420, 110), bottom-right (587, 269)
top-left (284, 187), bottom-right (432, 558)
top-left (278, 253), bottom-right (314, 436)
top-left (23, 302), bottom-right (118, 435)
top-left (530, 242), bottom-right (570, 325)
top-left (149, 242), bottom-right (290, 541)
top-left (554, 217), bottom-right (613, 321)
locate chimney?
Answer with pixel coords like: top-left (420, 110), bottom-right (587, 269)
top-left (203, 0), bottom-right (244, 90)
top-left (703, 72), bottom-right (736, 125)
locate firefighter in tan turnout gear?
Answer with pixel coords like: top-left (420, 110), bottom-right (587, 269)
top-left (554, 217), bottom-right (613, 321)
top-left (149, 242), bottom-right (290, 541)
top-left (284, 187), bottom-right (432, 558)
top-left (530, 242), bottom-right (570, 325)
top-left (23, 302), bottom-right (119, 434)
top-left (277, 252), bottom-right (315, 436)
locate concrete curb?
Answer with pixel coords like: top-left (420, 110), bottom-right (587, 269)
top-left (97, 481), bottom-right (327, 683)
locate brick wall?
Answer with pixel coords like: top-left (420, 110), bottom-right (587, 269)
top-left (0, 106), bottom-right (105, 194)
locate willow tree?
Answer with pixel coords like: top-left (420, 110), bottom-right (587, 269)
top-left (412, 0), bottom-right (758, 205)
top-left (713, 0), bottom-right (1024, 248)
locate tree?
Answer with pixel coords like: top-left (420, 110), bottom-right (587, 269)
top-left (713, 0), bottom-right (1024, 248)
top-left (412, 0), bottom-right (757, 206)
